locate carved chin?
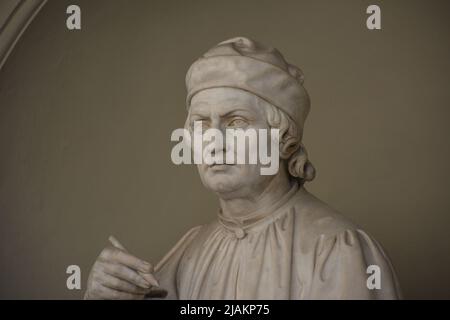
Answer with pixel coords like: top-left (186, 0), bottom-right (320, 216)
top-left (203, 176), bottom-right (243, 194)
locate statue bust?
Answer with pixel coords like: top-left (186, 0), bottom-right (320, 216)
top-left (85, 37), bottom-right (401, 300)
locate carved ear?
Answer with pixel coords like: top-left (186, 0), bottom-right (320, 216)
top-left (280, 136), bottom-right (300, 160)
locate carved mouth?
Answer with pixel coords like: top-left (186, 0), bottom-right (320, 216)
top-left (209, 163), bottom-right (233, 170)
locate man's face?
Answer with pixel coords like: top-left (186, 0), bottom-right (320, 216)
top-left (188, 88), bottom-right (278, 199)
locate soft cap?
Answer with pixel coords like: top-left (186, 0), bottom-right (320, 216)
top-left (185, 37), bottom-right (311, 127)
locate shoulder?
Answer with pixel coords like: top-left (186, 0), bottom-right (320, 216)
top-left (292, 187), bottom-right (359, 241)
top-left (292, 188), bottom-right (402, 298)
top-left (154, 225), bottom-right (203, 271)
top-left (291, 187), bottom-right (382, 259)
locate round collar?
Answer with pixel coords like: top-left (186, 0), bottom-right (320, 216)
top-left (217, 182), bottom-right (300, 238)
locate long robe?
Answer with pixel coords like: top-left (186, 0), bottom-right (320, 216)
top-left (152, 183), bottom-right (402, 299)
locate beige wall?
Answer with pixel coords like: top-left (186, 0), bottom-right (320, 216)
top-left (0, 0), bottom-right (449, 299)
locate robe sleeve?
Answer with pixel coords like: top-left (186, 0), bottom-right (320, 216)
top-left (308, 228), bottom-right (402, 299)
top-left (148, 225), bottom-right (202, 299)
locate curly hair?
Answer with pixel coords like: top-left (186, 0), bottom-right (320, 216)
top-left (262, 101), bottom-right (316, 186)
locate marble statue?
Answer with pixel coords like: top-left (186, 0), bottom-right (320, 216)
top-left (84, 37), bottom-right (401, 300)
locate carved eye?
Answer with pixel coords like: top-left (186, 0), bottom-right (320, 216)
top-left (227, 118), bottom-right (247, 128)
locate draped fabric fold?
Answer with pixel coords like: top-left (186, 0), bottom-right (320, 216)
top-left (153, 184), bottom-right (401, 299)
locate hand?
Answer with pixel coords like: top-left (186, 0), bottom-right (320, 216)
top-left (84, 236), bottom-right (159, 300)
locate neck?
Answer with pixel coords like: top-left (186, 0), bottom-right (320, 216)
top-left (219, 169), bottom-right (294, 219)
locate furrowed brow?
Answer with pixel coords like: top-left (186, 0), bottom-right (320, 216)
top-left (220, 108), bottom-right (252, 118)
